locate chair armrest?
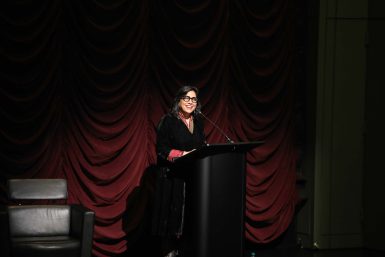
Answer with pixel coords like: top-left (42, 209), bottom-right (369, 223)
top-left (0, 206), bottom-right (11, 257)
top-left (70, 204), bottom-right (95, 257)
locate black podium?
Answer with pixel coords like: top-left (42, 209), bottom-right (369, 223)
top-left (172, 141), bottom-right (263, 257)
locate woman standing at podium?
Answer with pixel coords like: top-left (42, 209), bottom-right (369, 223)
top-left (152, 85), bottom-right (206, 257)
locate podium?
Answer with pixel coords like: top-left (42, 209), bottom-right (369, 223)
top-left (172, 141), bottom-right (263, 257)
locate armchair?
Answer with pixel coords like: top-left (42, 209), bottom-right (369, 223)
top-left (0, 179), bottom-right (95, 257)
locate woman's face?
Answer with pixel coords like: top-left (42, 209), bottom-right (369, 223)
top-left (178, 90), bottom-right (197, 116)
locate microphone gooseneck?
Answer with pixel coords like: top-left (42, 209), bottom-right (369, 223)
top-left (197, 110), bottom-right (234, 144)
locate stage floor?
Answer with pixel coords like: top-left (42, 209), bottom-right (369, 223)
top-left (245, 248), bottom-right (384, 257)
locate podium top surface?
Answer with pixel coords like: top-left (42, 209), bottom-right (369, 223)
top-left (175, 140), bottom-right (264, 162)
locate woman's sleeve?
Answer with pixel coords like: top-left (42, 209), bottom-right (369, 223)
top-left (156, 115), bottom-right (183, 162)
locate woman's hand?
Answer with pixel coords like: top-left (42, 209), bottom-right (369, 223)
top-left (182, 149), bottom-right (196, 156)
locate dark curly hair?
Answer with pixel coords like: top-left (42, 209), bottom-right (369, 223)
top-left (170, 85), bottom-right (201, 118)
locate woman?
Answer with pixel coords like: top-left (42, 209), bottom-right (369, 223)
top-left (152, 85), bottom-right (206, 257)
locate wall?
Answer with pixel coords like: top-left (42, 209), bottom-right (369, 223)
top-left (363, 0), bottom-right (385, 251)
top-left (298, 0), bottom-right (368, 249)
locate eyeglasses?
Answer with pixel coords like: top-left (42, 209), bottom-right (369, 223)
top-left (181, 96), bottom-right (198, 103)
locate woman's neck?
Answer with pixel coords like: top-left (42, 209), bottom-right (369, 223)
top-left (179, 111), bottom-right (191, 119)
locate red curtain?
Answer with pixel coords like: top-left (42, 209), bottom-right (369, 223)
top-left (0, 0), bottom-right (303, 256)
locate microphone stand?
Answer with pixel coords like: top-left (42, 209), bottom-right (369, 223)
top-left (197, 110), bottom-right (234, 144)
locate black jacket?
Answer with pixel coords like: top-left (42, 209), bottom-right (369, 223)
top-left (156, 113), bottom-right (206, 163)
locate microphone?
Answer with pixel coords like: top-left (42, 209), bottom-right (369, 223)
top-left (196, 110), bottom-right (234, 144)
